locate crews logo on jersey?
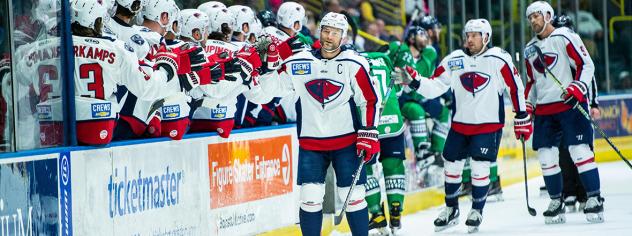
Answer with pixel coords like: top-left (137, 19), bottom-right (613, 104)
top-left (533, 52), bottom-right (558, 74)
top-left (292, 63), bottom-right (311, 75)
top-left (91, 103), bottom-right (112, 118)
top-left (305, 79), bottom-right (344, 104)
top-left (130, 34), bottom-right (145, 45)
top-left (459, 72), bottom-right (491, 93)
top-left (161, 105), bottom-right (181, 119)
top-left (211, 105), bottom-right (228, 119)
top-left (37, 104), bottom-right (52, 121)
top-left (448, 58), bottom-right (464, 71)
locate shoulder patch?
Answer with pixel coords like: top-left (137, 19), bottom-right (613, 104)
top-left (130, 34), bottom-right (145, 45)
top-left (291, 62), bottom-right (311, 75)
top-left (524, 46), bottom-right (536, 59)
top-left (447, 58), bottom-right (464, 71)
top-left (139, 27), bottom-right (152, 32)
top-left (124, 43), bottom-right (135, 52)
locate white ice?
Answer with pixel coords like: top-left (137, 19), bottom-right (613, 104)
top-left (391, 161), bottom-right (632, 236)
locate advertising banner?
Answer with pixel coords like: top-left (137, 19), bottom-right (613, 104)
top-left (0, 154), bottom-right (59, 236)
top-left (207, 127), bottom-right (299, 235)
top-left (594, 96), bottom-right (632, 138)
top-left (71, 141), bottom-right (211, 236)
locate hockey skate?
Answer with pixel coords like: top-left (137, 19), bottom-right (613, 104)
top-left (434, 206), bottom-right (459, 232)
top-left (487, 178), bottom-right (504, 202)
top-left (583, 196), bottom-right (604, 223)
top-left (563, 196), bottom-right (577, 213)
top-left (543, 198), bottom-right (566, 224)
top-left (368, 205), bottom-right (390, 235)
top-left (389, 202), bottom-right (402, 235)
top-left (465, 209), bottom-right (483, 233)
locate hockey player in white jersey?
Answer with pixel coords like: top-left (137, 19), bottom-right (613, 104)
top-left (227, 5), bottom-right (258, 44)
top-left (140, 0), bottom-right (180, 56)
top-left (69, 0), bottom-right (203, 144)
top-left (108, 0), bottom-right (150, 59)
top-left (404, 19), bottom-right (531, 233)
top-left (524, 1), bottom-right (604, 224)
top-left (277, 12), bottom-right (380, 236)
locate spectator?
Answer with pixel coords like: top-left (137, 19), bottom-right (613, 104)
top-left (619, 71), bottom-right (632, 91)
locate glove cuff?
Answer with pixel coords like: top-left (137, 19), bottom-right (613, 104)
top-left (514, 115), bottom-right (531, 125)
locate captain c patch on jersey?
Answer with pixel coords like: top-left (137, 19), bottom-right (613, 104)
top-left (448, 58), bottom-right (464, 71)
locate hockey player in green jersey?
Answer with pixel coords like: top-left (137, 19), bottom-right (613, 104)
top-left (360, 50), bottom-right (407, 235)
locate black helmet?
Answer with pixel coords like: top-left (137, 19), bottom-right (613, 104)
top-left (257, 10), bottom-right (277, 27)
top-left (552, 14), bottom-right (573, 29)
top-left (405, 25), bottom-right (427, 42)
top-left (414, 16), bottom-right (441, 30)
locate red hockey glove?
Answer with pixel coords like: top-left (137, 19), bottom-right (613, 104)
top-left (404, 66), bottom-right (421, 91)
top-left (525, 102), bottom-right (535, 117)
top-left (277, 36), bottom-right (307, 60)
top-left (562, 81), bottom-right (587, 108)
top-left (226, 47), bottom-right (263, 87)
top-left (357, 127), bottom-right (380, 162)
top-left (154, 45), bottom-right (206, 81)
top-left (514, 113), bottom-right (533, 141)
top-left (265, 43), bottom-right (281, 71)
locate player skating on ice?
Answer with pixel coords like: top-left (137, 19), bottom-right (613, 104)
top-left (524, 1), bottom-right (604, 224)
top-left (404, 19), bottom-right (530, 233)
top-left (277, 12), bottom-right (380, 236)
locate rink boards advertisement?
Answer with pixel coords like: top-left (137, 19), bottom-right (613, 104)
top-left (207, 127), bottom-right (299, 235)
top-left (70, 141), bottom-right (211, 235)
top-left (61, 125), bottom-right (298, 236)
top-left (593, 95), bottom-right (632, 138)
top-left (0, 154), bottom-right (59, 236)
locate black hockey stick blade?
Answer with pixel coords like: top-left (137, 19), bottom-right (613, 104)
top-left (521, 137), bottom-right (537, 216)
top-left (334, 151), bottom-right (367, 225)
top-left (532, 45), bottom-right (632, 169)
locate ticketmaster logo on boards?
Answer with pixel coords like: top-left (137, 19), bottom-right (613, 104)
top-left (108, 166), bottom-right (183, 218)
top-left (208, 135), bottom-right (293, 208)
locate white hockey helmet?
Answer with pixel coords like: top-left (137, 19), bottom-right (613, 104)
top-left (167, 2), bottom-right (181, 36)
top-left (464, 18), bottom-right (492, 56)
top-left (526, 1), bottom-right (555, 21)
top-left (227, 5), bottom-right (257, 34)
top-left (180, 9), bottom-right (209, 42)
top-left (142, 0), bottom-right (179, 29)
top-left (246, 19), bottom-right (262, 43)
top-left (206, 7), bottom-right (234, 34)
top-left (276, 2), bottom-right (305, 33)
top-left (319, 12), bottom-right (349, 40)
top-left (71, 0), bottom-right (108, 30)
top-left (197, 1), bottom-right (226, 12)
top-left (115, 0), bottom-right (143, 14)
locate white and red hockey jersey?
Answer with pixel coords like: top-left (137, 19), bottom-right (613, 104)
top-left (412, 47), bottom-right (526, 135)
top-left (108, 17), bottom-right (151, 59)
top-left (277, 48), bottom-right (381, 151)
top-left (524, 27), bottom-right (595, 115)
top-left (72, 35), bottom-right (179, 144)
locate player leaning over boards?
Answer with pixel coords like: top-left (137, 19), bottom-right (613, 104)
top-left (403, 19), bottom-right (531, 233)
top-left (523, 1), bottom-right (604, 224)
top-left (276, 12), bottom-right (381, 236)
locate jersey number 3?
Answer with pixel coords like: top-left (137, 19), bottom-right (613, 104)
top-left (79, 63), bottom-right (105, 99)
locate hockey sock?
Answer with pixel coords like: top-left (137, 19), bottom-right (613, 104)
top-left (364, 165), bottom-right (383, 214)
top-left (346, 208), bottom-right (369, 236)
top-left (382, 158), bottom-right (405, 211)
top-left (430, 107), bottom-right (450, 153)
top-left (579, 168), bottom-right (601, 197)
top-left (299, 209), bottom-right (322, 236)
top-left (490, 162), bottom-right (498, 183)
top-left (472, 185), bottom-right (489, 211)
top-left (543, 173), bottom-right (564, 199)
top-left (445, 182), bottom-right (461, 207)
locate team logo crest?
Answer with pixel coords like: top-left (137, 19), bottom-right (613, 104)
top-left (292, 63), bottom-right (311, 75)
top-left (460, 72), bottom-right (491, 93)
top-left (305, 79), bottom-right (344, 104)
top-left (532, 52), bottom-right (558, 73)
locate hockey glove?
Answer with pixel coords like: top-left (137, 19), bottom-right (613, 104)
top-left (562, 80), bottom-right (587, 108)
top-left (226, 48), bottom-right (263, 87)
top-left (277, 35), bottom-right (307, 60)
top-left (404, 66), bottom-right (421, 91)
top-left (525, 102), bottom-right (535, 117)
top-left (514, 113), bottom-right (533, 141)
top-left (265, 43), bottom-right (281, 71)
top-left (357, 127), bottom-right (380, 162)
top-left (391, 67), bottom-right (413, 85)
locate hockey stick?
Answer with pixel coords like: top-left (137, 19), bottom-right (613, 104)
top-left (532, 45), bottom-right (632, 169)
top-left (333, 8), bottom-right (423, 226)
top-left (521, 137), bottom-right (537, 216)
